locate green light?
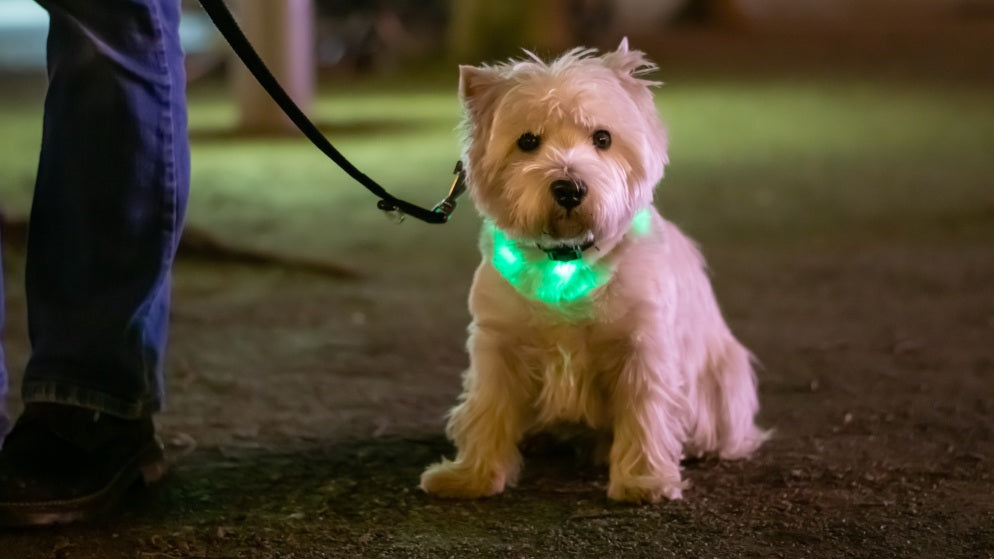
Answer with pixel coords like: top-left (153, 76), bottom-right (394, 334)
top-left (488, 210), bottom-right (653, 306)
top-left (551, 262), bottom-right (577, 282)
top-left (490, 226), bottom-right (602, 305)
top-left (631, 208), bottom-right (652, 237)
top-left (496, 244), bottom-right (521, 269)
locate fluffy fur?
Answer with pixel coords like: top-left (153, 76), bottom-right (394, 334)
top-left (420, 39), bottom-right (767, 503)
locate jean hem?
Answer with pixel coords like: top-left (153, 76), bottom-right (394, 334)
top-left (21, 380), bottom-right (160, 419)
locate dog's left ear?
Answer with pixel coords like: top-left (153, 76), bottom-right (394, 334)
top-left (602, 37), bottom-right (659, 86)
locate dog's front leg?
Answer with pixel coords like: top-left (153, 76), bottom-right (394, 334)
top-left (421, 334), bottom-right (531, 498)
top-left (607, 351), bottom-right (686, 503)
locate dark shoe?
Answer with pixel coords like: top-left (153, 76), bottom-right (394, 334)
top-left (0, 403), bottom-right (167, 527)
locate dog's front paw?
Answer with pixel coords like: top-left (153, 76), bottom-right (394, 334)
top-left (420, 459), bottom-right (509, 499)
top-left (607, 472), bottom-right (684, 503)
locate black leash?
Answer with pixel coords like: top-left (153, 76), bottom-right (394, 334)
top-left (198, 0), bottom-right (464, 224)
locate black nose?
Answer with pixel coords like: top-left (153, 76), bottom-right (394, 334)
top-left (550, 179), bottom-right (587, 209)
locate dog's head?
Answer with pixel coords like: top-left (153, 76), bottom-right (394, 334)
top-left (459, 39), bottom-right (668, 254)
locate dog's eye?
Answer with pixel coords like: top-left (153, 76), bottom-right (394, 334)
top-left (517, 132), bottom-right (541, 152)
top-left (592, 130), bottom-right (612, 150)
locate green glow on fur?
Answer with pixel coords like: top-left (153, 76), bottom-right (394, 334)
top-left (631, 208), bottom-right (652, 236)
top-left (488, 209), bottom-right (652, 305)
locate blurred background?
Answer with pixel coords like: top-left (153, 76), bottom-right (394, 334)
top-left (1, 0), bottom-right (991, 257)
top-left (4, 0), bottom-right (992, 73)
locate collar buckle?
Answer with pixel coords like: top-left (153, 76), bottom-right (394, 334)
top-left (543, 239), bottom-right (595, 261)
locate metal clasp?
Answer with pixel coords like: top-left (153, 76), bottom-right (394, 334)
top-left (432, 161), bottom-right (468, 219)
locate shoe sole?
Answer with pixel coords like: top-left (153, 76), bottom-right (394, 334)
top-left (0, 440), bottom-right (168, 527)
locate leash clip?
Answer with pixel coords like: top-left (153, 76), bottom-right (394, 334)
top-left (432, 161), bottom-right (468, 219)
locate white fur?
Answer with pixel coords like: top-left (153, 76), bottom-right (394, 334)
top-left (421, 40), bottom-right (767, 503)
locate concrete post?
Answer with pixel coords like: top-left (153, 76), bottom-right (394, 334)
top-left (233, 0), bottom-right (315, 134)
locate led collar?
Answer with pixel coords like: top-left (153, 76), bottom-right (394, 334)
top-left (488, 209), bottom-right (651, 305)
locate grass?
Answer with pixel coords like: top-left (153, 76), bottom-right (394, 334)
top-left (1, 73), bottom-right (992, 250)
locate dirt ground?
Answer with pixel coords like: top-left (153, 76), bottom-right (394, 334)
top-left (1, 22), bottom-right (993, 559)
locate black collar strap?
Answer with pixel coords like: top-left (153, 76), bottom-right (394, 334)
top-left (542, 238), bottom-right (596, 261)
top-left (199, 0), bottom-right (459, 224)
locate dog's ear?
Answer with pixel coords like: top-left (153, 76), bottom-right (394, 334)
top-left (459, 64), bottom-right (503, 121)
top-left (459, 65), bottom-right (495, 102)
top-left (602, 37), bottom-right (659, 86)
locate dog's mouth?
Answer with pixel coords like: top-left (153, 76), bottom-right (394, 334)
top-left (536, 231), bottom-right (596, 261)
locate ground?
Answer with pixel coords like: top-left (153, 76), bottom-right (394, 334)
top-left (0, 22), bottom-right (993, 559)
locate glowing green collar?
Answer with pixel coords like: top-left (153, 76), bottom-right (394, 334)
top-left (488, 209), bottom-right (651, 305)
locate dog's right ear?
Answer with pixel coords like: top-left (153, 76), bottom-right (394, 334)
top-left (459, 65), bottom-right (502, 121)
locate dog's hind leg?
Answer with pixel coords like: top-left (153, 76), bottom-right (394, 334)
top-left (687, 340), bottom-right (767, 460)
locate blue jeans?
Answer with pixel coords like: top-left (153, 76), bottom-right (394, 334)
top-left (0, 0), bottom-right (189, 425)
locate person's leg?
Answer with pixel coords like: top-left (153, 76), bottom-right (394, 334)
top-left (0, 0), bottom-right (188, 526)
top-left (24, 0), bottom-right (189, 418)
top-left (0, 221), bottom-right (7, 439)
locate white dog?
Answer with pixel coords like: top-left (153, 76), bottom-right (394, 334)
top-left (421, 40), bottom-right (766, 503)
